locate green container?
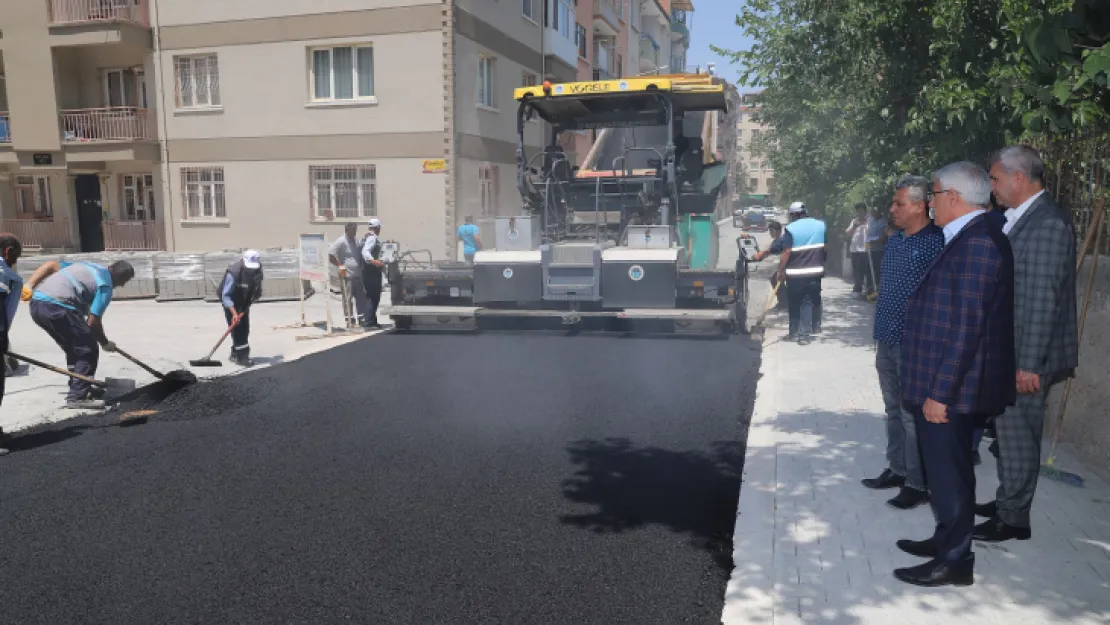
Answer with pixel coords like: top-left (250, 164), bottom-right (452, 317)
top-left (676, 214), bottom-right (719, 271)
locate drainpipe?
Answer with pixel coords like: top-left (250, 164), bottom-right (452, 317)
top-left (149, 0), bottom-right (177, 252)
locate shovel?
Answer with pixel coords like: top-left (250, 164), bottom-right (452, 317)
top-left (7, 351), bottom-right (108, 388)
top-left (189, 315), bottom-right (240, 367)
top-left (750, 280), bottom-right (783, 341)
top-left (114, 346), bottom-right (198, 384)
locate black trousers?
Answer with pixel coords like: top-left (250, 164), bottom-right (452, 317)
top-left (908, 403), bottom-right (977, 565)
top-left (363, 271), bottom-right (382, 326)
top-left (30, 299), bottom-right (98, 401)
top-left (851, 252), bottom-right (871, 293)
top-left (0, 331), bottom-right (7, 408)
top-left (223, 306), bottom-right (251, 351)
top-left (786, 276), bottom-right (821, 337)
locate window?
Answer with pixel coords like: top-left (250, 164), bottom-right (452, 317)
top-left (767, 178), bottom-right (775, 193)
top-left (576, 24), bottom-right (588, 59)
top-left (311, 165), bottom-right (377, 220)
top-left (554, 0), bottom-right (572, 39)
top-left (749, 178), bottom-right (758, 189)
top-left (752, 129), bottom-right (762, 142)
top-left (311, 45), bottom-right (375, 102)
top-left (122, 174), bottom-right (156, 220)
top-left (478, 55), bottom-right (496, 108)
top-left (181, 167), bottom-right (226, 220)
top-left (14, 176), bottom-right (52, 216)
top-left (173, 55), bottom-right (220, 108)
top-left (522, 72), bottom-right (537, 87)
top-left (522, 0), bottom-right (535, 21)
top-left (479, 164), bottom-right (498, 217)
top-left (104, 68), bottom-right (147, 108)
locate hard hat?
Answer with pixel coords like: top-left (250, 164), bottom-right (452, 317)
top-left (242, 249), bottom-right (261, 269)
top-left (367, 218), bottom-right (382, 228)
top-left (788, 201), bottom-right (806, 214)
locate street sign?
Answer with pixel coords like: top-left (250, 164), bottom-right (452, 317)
top-left (298, 233), bottom-right (328, 282)
top-left (422, 158), bottom-right (447, 173)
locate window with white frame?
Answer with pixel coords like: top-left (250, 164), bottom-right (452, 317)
top-left (310, 165), bottom-right (377, 220)
top-left (174, 54), bottom-right (220, 109)
top-left (14, 175), bottom-right (52, 216)
top-left (522, 0), bottom-right (535, 21)
top-left (121, 173), bottom-right (156, 220)
top-left (554, 0), bottom-right (573, 39)
top-left (311, 45), bottom-right (375, 102)
top-left (181, 167), bottom-right (226, 219)
top-left (479, 164), bottom-right (497, 217)
top-left (478, 55), bottom-right (496, 108)
top-left (104, 68), bottom-right (147, 108)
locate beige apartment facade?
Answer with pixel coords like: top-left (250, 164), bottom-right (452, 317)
top-left (0, 0), bottom-right (585, 260)
top-left (735, 91), bottom-right (775, 204)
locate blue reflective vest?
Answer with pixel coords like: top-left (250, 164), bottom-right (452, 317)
top-left (785, 217), bottom-right (827, 278)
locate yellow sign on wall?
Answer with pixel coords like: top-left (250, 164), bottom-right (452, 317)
top-left (422, 159), bottom-right (447, 173)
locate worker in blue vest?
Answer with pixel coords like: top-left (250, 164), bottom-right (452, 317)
top-left (23, 258), bottom-right (135, 409)
top-left (0, 233), bottom-right (23, 455)
top-left (776, 201), bottom-right (827, 345)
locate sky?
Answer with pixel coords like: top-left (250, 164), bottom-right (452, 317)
top-left (684, 1), bottom-right (755, 90)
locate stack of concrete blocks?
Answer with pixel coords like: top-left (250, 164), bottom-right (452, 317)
top-left (155, 253), bottom-right (207, 302)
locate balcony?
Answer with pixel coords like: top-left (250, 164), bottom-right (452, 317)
top-left (0, 218), bottom-right (72, 251)
top-left (0, 113), bottom-right (11, 143)
top-left (49, 0), bottom-right (149, 26)
top-left (61, 107), bottom-right (153, 142)
top-left (48, 0), bottom-right (152, 48)
top-left (594, 0), bottom-right (621, 36)
top-left (671, 19), bottom-right (689, 46)
top-left (103, 220), bottom-right (165, 251)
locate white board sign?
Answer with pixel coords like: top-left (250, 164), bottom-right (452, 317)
top-left (298, 233), bottom-right (328, 282)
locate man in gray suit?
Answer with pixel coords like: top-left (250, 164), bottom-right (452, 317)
top-left (976, 145), bottom-right (1079, 542)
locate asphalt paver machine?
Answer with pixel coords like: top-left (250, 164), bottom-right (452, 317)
top-left (384, 74), bottom-right (747, 333)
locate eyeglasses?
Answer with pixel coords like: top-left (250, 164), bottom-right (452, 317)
top-left (926, 188), bottom-right (955, 201)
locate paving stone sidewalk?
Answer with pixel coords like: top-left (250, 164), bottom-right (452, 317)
top-left (724, 278), bottom-right (1110, 624)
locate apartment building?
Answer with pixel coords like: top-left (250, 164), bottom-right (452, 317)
top-left (735, 91), bottom-right (775, 204)
top-left (0, 1), bottom-right (694, 259)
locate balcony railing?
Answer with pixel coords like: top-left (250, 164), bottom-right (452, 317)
top-left (49, 0), bottom-right (150, 27)
top-left (0, 113), bottom-right (11, 143)
top-left (0, 218), bottom-right (72, 250)
top-left (61, 107), bottom-right (154, 142)
top-left (103, 220), bottom-right (165, 251)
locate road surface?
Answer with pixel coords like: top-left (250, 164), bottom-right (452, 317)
top-left (1, 327), bottom-right (761, 623)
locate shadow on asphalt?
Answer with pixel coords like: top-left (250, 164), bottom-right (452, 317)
top-left (560, 437), bottom-right (745, 574)
top-left (4, 423), bottom-right (109, 453)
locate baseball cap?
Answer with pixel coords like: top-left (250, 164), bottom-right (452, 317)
top-left (788, 201), bottom-right (806, 214)
top-left (243, 249), bottom-right (261, 269)
top-left (367, 218), bottom-right (382, 228)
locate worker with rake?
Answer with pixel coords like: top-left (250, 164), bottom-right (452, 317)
top-left (22, 259), bottom-right (135, 410)
top-left (219, 250), bottom-right (264, 367)
top-left (0, 233), bottom-right (23, 455)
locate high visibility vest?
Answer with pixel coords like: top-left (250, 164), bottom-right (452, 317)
top-left (785, 218), bottom-right (827, 278)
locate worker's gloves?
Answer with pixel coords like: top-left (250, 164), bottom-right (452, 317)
top-left (20, 286), bottom-right (32, 302)
top-left (102, 341), bottom-right (118, 352)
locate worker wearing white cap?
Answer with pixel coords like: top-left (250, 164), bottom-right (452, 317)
top-left (776, 201), bottom-right (827, 345)
top-left (219, 249), bottom-right (264, 366)
top-left (361, 219), bottom-right (386, 329)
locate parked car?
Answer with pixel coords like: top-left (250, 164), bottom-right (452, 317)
top-left (744, 211), bottom-right (767, 232)
top-left (732, 208), bottom-right (746, 228)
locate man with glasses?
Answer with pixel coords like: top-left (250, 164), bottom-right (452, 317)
top-left (895, 161), bottom-right (1015, 587)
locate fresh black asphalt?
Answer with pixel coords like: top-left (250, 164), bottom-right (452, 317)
top-left (0, 331), bottom-right (760, 624)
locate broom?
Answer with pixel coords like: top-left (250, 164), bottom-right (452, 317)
top-left (1040, 198), bottom-right (1104, 487)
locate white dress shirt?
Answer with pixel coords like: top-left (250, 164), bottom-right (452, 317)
top-left (1002, 189), bottom-right (1045, 235)
top-left (943, 210), bottom-right (986, 245)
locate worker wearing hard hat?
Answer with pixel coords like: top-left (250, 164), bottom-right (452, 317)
top-left (361, 218), bottom-right (386, 329)
top-left (776, 201), bottom-right (827, 345)
top-left (0, 233), bottom-right (22, 455)
top-left (220, 250), bottom-right (264, 366)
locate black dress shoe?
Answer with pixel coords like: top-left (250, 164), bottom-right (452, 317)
top-left (893, 560), bottom-right (973, 587)
top-left (973, 517), bottom-right (1031, 542)
top-left (887, 487), bottom-right (929, 510)
top-left (896, 538), bottom-right (936, 558)
top-left (974, 501), bottom-right (998, 518)
top-left (861, 468), bottom-right (905, 490)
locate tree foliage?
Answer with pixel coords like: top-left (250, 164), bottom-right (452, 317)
top-left (712, 0), bottom-right (1110, 230)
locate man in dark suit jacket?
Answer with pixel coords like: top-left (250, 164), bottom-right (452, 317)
top-left (976, 146), bottom-right (1079, 542)
top-left (895, 161), bottom-right (1016, 587)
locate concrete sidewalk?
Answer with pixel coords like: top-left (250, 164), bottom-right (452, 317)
top-left (2, 287), bottom-right (389, 433)
top-left (724, 278), bottom-right (1110, 624)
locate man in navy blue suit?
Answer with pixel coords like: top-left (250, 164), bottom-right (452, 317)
top-left (895, 161), bottom-right (1016, 587)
